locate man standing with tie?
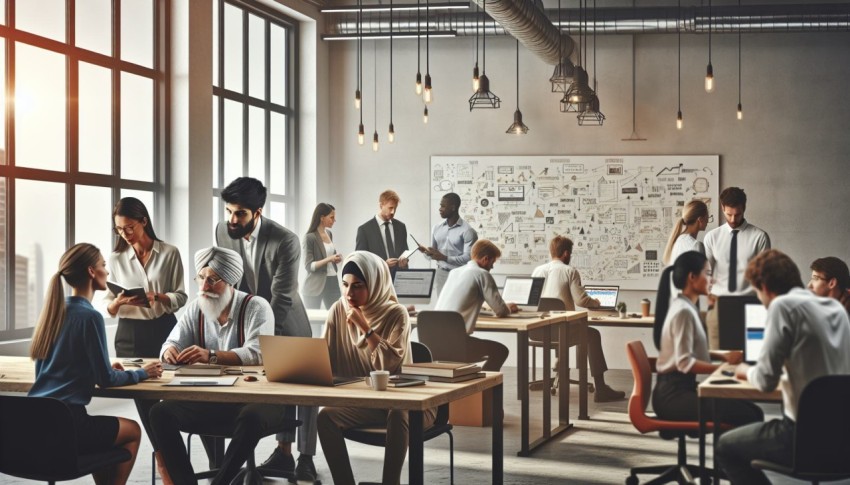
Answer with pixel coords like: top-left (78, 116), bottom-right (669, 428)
top-left (355, 190), bottom-right (410, 273)
top-left (704, 187), bottom-right (771, 349)
top-left (214, 177), bottom-right (318, 483)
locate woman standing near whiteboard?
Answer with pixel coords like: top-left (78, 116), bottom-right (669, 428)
top-left (663, 199), bottom-right (709, 266)
top-left (302, 203), bottom-right (343, 309)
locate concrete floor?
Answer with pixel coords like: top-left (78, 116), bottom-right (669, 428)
top-left (3, 367), bottom-right (843, 484)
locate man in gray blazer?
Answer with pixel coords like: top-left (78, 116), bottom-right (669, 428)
top-left (355, 189), bottom-right (410, 273)
top-left (215, 177), bottom-right (318, 482)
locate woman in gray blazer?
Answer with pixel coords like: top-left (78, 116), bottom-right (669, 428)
top-left (302, 203), bottom-right (343, 309)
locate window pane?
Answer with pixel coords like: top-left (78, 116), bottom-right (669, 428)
top-left (269, 112), bottom-right (286, 195)
top-left (75, 0), bottom-right (112, 55)
top-left (120, 73), bottom-right (154, 181)
top-left (269, 201), bottom-right (286, 227)
top-left (75, 185), bottom-right (112, 275)
top-left (0, 0), bottom-right (6, 25)
top-left (15, 44), bottom-right (66, 172)
top-left (212, 0), bottom-right (219, 86)
top-left (121, 0), bottom-right (153, 68)
top-left (223, 99), bottom-right (243, 186)
top-left (0, 179), bottom-right (6, 329)
top-left (270, 24), bottom-right (287, 106)
top-left (248, 14), bottom-right (266, 99)
top-left (15, 180), bottom-right (65, 329)
top-left (224, 3), bottom-right (243, 93)
top-left (0, 40), bottom-right (5, 164)
top-left (17, 0), bottom-right (65, 42)
top-left (79, 62), bottom-right (112, 174)
top-left (248, 106), bottom-right (265, 183)
top-left (213, 195), bottom-right (221, 236)
top-left (212, 97), bottom-right (219, 188)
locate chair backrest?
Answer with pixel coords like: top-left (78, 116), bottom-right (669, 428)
top-left (410, 341), bottom-right (451, 426)
top-left (625, 340), bottom-right (660, 434)
top-left (0, 395), bottom-right (79, 478)
top-left (537, 297), bottom-right (566, 312)
top-left (793, 374), bottom-right (850, 474)
top-left (416, 311), bottom-right (469, 363)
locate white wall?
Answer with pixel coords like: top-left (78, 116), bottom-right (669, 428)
top-left (321, 31), bottom-right (850, 368)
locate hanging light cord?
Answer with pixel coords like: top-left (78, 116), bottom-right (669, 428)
top-left (359, 0), bottom-right (363, 126)
top-left (426, 0), bottom-right (430, 74)
top-left (374, 41), bottom-right (377, 129)
top-left (475, 3), bottom-right (479, 65)
top-left (515, 38), bottom-right (519, 109)
top-left (416, 0), bottom-right (421, 71)
top-left (592, 0), bottom-right (597, 91)
top-left (557, 0), bottom-right (562, 63)
top-left (708, 0), bottom-right (712, 63)
top-left (677, 0), bottom-right (681, 112)
top-left (390, 0), bottom-right (393, 124)
top-left (737, 0), bottom-right (742, 106)
top-left (482, 0), bottom-right (487, 74)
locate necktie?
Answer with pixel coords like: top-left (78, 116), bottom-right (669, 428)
top-left (384, 221), bottom-right (395, 258)
top-left (728, 229), bottom-right (739, 292)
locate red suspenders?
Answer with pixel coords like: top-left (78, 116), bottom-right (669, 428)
top-left (197, 294), bottom-right (254, 349)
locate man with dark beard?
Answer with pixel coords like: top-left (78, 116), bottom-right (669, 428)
top-left (213, 177), bottom-right (317, 482)
top-left (150, 247), bottom-right (298, 485)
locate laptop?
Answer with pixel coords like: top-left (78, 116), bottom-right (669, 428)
top-left (501, 276), bottom-right (545, 307)
top-left (743, 302), bottom-right (768, 364)
top-left (717, 294), bottom-right (762, 351)
top-left (393, 269), bottom-right (436, 299)
top-left (259, 335), bottom-right (363, 387)
top-left (585, 285), bottom-right (620, 310)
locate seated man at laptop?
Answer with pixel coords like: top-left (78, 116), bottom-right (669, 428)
top-left (318, 251), bottom-right (436, 485)
top-left (716, 250), bottom-right (850, 484)
top-left (434, 239), bottom-right (518, 371)
top-left (532, 235), bottom-right (625, 402)
top-left (149, 247), bottom-right (296, 485)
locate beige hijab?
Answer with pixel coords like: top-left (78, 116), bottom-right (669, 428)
top-left (338, 251), bottom-right (400, 324)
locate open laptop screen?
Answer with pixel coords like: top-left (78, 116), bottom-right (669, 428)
top-left (501, 276), bottom-right (545, 307)
top-left (392, 269), bottom-right (436, 298)
top-left (585, 285), bottom-right (619, 310)
top-left (744, 303), bottom-right (768, 364)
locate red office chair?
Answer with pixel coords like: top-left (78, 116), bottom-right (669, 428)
top-left (625, 341), bottom-right (725, 485)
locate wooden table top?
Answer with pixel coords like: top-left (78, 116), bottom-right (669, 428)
top-left (588, 311), bottom-right (654, 328)
top-left (697, 364), bottom-right (782, 401)
top-left (0, 356), bottom-right (502, 411)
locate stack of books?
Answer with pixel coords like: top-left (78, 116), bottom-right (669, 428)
top-left (398, 361), bottom-right (484, 383)
top-left (175, 364), bottom-right (224, 376)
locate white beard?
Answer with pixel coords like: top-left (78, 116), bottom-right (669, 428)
top-left (197, 288), bottom-right (233, 322)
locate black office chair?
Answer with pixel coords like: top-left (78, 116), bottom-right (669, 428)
top-left (343, 341), bottom-right (455, 484)
top-left (530, 297), bottom-right (593, 395)
top-left (0, 395), bottom-right (132, 484)
top-left (416, 310), bottom-right (470, 363)
top-left (751, 374), bottom-right (850, 484)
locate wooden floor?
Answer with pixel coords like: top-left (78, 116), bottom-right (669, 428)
top-left (2, 367), bottom-right (839, 484)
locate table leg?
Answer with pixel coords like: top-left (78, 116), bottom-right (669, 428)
top-left (492, 383), bottom-right (504, 485)
top-left (409, 409), bottom-right (424, 485)
top-left (712, 398), bottom-right (720, 484)
top-left (558, 321), bottom-right (568, 426)
top-left (578, 318), bottom-right (589, 420)
top-left (517, 330), bottom-right (530, 456)
top-left (542, 326), bottom-right (552, 439)
top-left (699, 396), bottom-right (708, 485)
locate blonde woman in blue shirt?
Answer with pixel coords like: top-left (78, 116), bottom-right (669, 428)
top-left (29, 243), bottom-right (162, 485)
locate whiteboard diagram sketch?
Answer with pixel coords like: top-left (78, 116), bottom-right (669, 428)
top-left (431, 155), bottom-right (720, 289)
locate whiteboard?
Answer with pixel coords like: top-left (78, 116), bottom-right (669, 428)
top-left (430, 155), bottom-right (719, 290)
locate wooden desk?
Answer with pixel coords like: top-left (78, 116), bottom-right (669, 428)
top-left (697, 365), bottom-right (781, 484)
top-left (588, 310), bottom-right (654, 328)
top-left (0, 356), bottom-right (504, 485)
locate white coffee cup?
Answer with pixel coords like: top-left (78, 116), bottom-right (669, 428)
top-left (365, 370), bottom-right (390, 391)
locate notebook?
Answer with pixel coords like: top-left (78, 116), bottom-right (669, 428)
top-left (743, 303), bottom-right (768, 364)
top-left (584, 285), bottom-right (620, 310)
top-left (259, 335), bottom-right (363, 387)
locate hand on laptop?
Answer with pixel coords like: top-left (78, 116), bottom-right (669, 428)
top-left (176, 345), bottom-right (211, 364)
top-left (508, 302), bottom-right (520, 313)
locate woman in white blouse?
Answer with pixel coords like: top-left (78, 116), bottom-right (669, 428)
top-left (651, 251), bottom-right (762, 426)
top-left (302, 203), bottom-right (343, 309)
top-left (105, 197), bottom-right (187, 357)
top-left (662, 199), bottom-right (709, 266)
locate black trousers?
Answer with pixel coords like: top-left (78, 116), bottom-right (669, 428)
top-left (149, 400), bottom-right (296, 485)
top-left (652, 372), bottom-right (763, 425)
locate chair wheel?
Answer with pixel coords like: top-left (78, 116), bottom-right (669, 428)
top-left (625, 475), bottom-right (639, 485)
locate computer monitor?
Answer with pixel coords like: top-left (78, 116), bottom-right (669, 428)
top-left (743, 303), bottom-right (768, 364)
top-left (585, 285), bottom-right (619, 310)
top-left (716, 294), bottom-right (762, 351)
top-left (501, 276), bottom-right (545, 307)
top-left (392, 269), bottom-right (436, 300)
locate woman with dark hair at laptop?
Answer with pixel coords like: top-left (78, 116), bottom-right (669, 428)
top-left (317, 251), bottom-right (437, 485)
top-left (652, 251), bottom-right (763, 425)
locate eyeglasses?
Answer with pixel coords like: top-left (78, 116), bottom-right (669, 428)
top-left (195, 275), bottom-right (224, 287)
top-left (113, 222), bottom-right (140, 235)
top-left (810, 274), bottom-right (829, 282)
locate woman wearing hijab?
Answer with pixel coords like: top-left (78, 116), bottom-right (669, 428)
top-left (317, 251), bottom-right (436, 485)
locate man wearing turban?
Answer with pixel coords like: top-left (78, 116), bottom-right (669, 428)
top-left (148, 247), bottom-right (298, 485)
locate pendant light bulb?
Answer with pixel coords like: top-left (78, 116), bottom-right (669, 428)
top-left (355, 90), bottom-right (361, 110)
top-left (423, 74), bottom-right (432, 104)
top-left (372, 131), bottom-right (379, 152)
top-left (388, 123), bottom-right (395, 143)
top-left (676, 111), bottom-right (683, 130)
top-left (415, 72), bottom-right (422, 95)
top-left (423, 106), bottom-right (429, 124)
top-left (357, 123), bottom-right (365, 145)
top-left (472, 64), bottom-right (480, 92)
top-left (705, 63), bottom-right (714, 93)
top-left (737, 103), bottom-right (743, 120)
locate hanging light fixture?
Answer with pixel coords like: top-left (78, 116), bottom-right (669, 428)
top-left (388, 0), bottom-right (395, 142)
top-left (373, 42), bottom-right (379, 152)
top-left (736, 0), bottom-right (743, 120)
top-left (472, 3), bottom-right (480, 92)
top-left (577, 0), bottom-right (604, 126)
top-left (423, 0), bottom-right (432, 103)
top-left (469, 2), bottom-right (500, 111)
top-left (415, 0), bottom-right (422, 95)
top-left (561, 0), bottom-right (594, 113)
top-left (423, 106), bottom-right (429, 124)
top-left (506, 39), bottom-right (529, 135)
top-left (355, 0), bottom-right (362, 110)
top-left (677, 0), bottom-right (683, 130)
top-left (621, 34), bottom-right (646, 141)
top-left (705, 0), bottom-right (714, 93)
top-left (550, 0), bottom-right (574, 93)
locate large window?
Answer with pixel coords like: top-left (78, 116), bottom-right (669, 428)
top-left (0, 0), bottom-right (166, 339)
top-left (212, 0), bottom-right (295, 227)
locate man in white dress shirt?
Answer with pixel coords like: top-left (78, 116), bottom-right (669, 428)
top-left (532, 236), bottom-right (625, 402)
top-left (703, 187), bottom-right (771, 349)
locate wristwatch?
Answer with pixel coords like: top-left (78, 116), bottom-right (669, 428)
top-left (209, 349), bottom-right (218, 364)
top-left (365, 328), bottom-right (374, 339)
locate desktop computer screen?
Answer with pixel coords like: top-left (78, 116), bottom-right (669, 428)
top-left (743, 303), bottom-right (768, 364)
top-left (393, 269), bottom-right (436, 299)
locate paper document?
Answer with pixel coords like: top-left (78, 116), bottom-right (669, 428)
top-left (164, 377), bottom-right (238, 387)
